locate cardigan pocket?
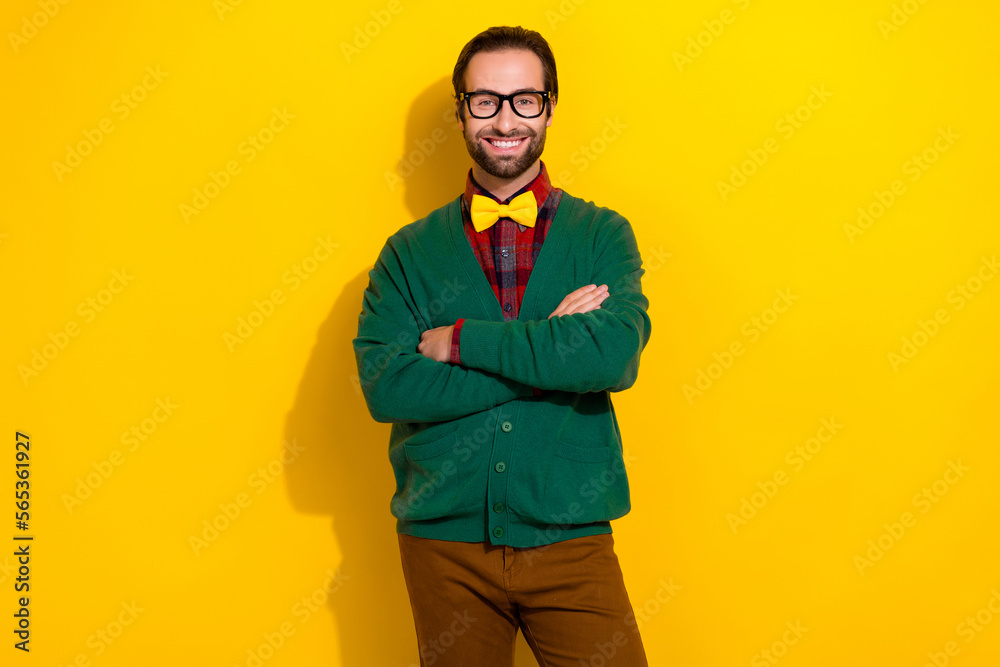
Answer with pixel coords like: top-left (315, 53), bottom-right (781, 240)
top-left (555, 441), bottom-right (613, 464)
top-left (403, 430), bottom-right (462, 461)
top-left (390, 433), bottom-right (472, 522)
top-left (541, 440), bottom-right (630, 524)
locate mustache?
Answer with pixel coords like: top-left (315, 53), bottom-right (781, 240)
top-left (478, 131), bottom-right (535, 139)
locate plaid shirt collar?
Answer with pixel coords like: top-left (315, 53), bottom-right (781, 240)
top-left (461, 161), bottom-right (555, 219)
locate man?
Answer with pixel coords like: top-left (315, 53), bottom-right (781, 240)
top-left (354, 25), bottom-right (651, 666)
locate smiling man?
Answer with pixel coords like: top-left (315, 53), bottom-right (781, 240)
top-left (354, 25), bottom-right (651, 666)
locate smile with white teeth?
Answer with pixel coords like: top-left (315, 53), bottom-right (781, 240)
top-left (488, 138), bottom-right (523, 148)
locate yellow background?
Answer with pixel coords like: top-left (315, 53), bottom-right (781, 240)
top-left (2, 0), bottom-right (998, 665)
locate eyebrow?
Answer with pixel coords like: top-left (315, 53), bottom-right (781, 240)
top-left (470, 87), bottom-right (541, 95)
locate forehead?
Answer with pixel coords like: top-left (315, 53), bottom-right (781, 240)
top-left (464, 49), bottom-right (545, 92)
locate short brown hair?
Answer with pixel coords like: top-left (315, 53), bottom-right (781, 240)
top-left (452, 26), bottom-right (558, 121)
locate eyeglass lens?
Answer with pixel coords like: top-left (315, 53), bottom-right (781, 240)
top-left (467, 93), bottom-right (544, 118)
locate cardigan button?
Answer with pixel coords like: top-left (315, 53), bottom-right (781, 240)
top-left (494, 461), bottom-right (506, 473)
top-left (501, 421), bottom-right (513, 432)
top-left (493, 502), bottom-right (506, 513)
top-left (493, 527), bottom-right (504, 538)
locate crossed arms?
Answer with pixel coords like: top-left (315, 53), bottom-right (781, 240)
top-left (415, 284), bottom-right (610, 361)
top-left (353, 215), bottom-right (651, 424)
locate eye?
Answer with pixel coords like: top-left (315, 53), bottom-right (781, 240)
top-left (514, 93), bottom-right (542, 109)
top-left (470, 94), bottom-right (498, 108)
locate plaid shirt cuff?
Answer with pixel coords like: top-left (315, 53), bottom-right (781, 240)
top-left (450, 318), bottom-right (466, 364)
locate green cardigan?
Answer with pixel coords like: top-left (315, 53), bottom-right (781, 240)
top-left (353, 191), bottom-right (651, 547)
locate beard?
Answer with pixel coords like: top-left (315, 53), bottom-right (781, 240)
top-left (464, 120), bottom-right (548, 179)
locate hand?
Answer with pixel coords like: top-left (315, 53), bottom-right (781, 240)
top-left (418, 324), bottom-right (455, 362)
top-left (548, 284), bottom-right (609, 319)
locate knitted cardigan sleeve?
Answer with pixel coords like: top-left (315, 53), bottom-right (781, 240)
top-left (456, 212), bottom-right (651, 393)
top-left (353, 235), bottom-right (534, 424)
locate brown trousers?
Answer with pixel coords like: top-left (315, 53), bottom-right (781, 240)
top-left (397, 532), bottom-right (648, 666)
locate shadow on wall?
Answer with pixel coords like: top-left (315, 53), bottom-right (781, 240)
top-left (283, 78), bottom-right (536, 666)
top-left (396, 77), bottom-right (470, 219)
top-left (284, 268), bottom-right (413, 666)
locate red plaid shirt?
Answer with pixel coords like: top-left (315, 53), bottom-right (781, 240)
top-left (450, 161), bottom-right (563, 365)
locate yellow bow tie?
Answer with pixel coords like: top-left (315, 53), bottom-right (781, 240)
top-left (470, 192), bottom-right (538, 232)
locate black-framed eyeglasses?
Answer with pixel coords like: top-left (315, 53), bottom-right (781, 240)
top-left (457, 90), bottom-right (553, 119)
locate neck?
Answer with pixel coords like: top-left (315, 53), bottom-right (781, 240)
top-left (472, 160), bottom-right (541, 202)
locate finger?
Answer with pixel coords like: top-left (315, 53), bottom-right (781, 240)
top-left (551, 285), bottom-right (607, 317)
top-left (566, 286), bottom-right (609, 310)
top-left (565, 296), bottom-right (605, 316)
top-left (560, 285), bottom-right (605, 309)
top-left (551, 287), bottom-right (610, 317)
top-left (551, 286), bottom-right (590, 314)
top-left (566, 284), bottom-right (598, 299)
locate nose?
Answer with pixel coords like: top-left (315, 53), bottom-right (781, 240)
top-left (494, 98), bottom-right (519, 132)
